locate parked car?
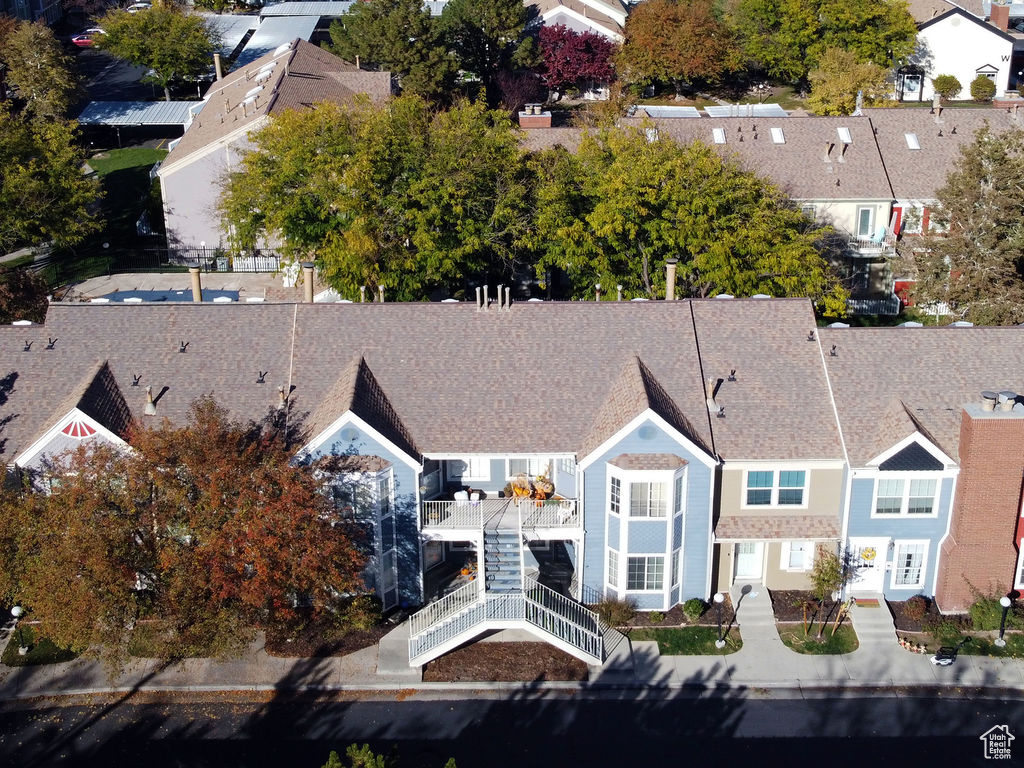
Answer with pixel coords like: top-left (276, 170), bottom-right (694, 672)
top-left (126, 2), bottom-right (152, 12)
top-left (70, 28), bottom-right (105, 47)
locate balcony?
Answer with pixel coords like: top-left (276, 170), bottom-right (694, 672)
top-left (421, 497), bottom-right (579, 531)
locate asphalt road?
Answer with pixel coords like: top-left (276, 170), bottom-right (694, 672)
top-left (74, 48), bottom-right (153, 102)
top-left (0, 691), bottom-right (1018, 768)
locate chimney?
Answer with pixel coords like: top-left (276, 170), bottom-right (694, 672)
top-left (213, 52), bottom-right (223, 81)
top-left (853, 90), bottom-right (864, 116)
top-left (518, 106), bottom-right (552, 129)
top-left (189, 267), bottom-right (203, 303)
top-left (823, 141), bottom-right (833, 162)
top-left (301, 262), bottom-right (314, 303)
top-left (981, 391), bottom-right (998, 411)
top-left (144, 386), bottom-right (157, 416)
top-left (665, 257), bottom-right (678, 300)
top-left (378, 285), bottom-right (384, 303)
top-left (991, 3), bottom-right (1010, 31)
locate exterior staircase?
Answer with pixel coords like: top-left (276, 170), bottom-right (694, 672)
top-left (407, 526), bottom-right (608, 667)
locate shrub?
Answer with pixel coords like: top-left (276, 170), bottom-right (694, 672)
top-left (682, 598), bottom-right (706, 622)
top-left (969, 595), bottom-right (1024, 631)
top-left (595, 597), bottom-right (637, 627)
top-left (904, 594), bottom-right (930, 622)
top-left (647, 610), bottom-right (664, 624)
top-left (970, 75), bottom-right (996, 102)
top-left (923, 615), bottom-right (965, 645)
top-left (931, 74), bottom-right (962, 100)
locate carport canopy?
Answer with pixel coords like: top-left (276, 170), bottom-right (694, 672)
top-left (75, 101), bottom-right (200, 127)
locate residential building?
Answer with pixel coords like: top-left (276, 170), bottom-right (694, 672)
top-left (156, 40), bottom-right (392, 254)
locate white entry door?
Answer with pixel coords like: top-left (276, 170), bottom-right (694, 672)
top-left (848, 537), bottom-right (888, 593)
top-left (734, 542), bottom-right (764, 580)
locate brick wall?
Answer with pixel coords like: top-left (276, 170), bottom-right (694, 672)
top-left (935, 409), bottom-right (1024, 611)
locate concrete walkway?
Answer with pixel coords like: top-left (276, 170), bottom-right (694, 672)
top-left (2, 597), bottom-right (1024, 701)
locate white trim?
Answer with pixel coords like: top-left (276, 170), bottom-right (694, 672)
top-left (609, 467), bottom-right (674, 518)
top-left (506, 456), bottom-right (551, 480)
top-left (1015, 546), bottom-right (1024, 591)
top-left (870, 473), bottom-right (942, 519)
top-left (298, 410), bottom-right (420, 471)
top-left (865, 431), bottom-right (955, 469)
top-left (741, 468), bottom-right (810, 509)
top-left (624, 553), bottom-right (667, 593)
top-left (158, 114), bottom-right (272, 177)
top-left (930, 471), bottom-right (957, 597)
top-left (445, 457), bottom-right (490, 482)
top-left (890, 539), bottom-right (929, 590)
top-left (721, 459), bottom-right (844, 470)
top-left (578, 408), bottom-right (718, 471)
top-left (15, 408), bottom-right (128, 468)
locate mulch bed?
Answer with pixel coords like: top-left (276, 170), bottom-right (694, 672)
top-left (422, 642), bottom-right (588, 682)
top-left (887, 598), bottom-right (970, 633)
top-left (599, 596), bottom-right (737, 629)
top-left (769, 590), bottom-right (842, 623)
top-left (264, 620), bottom-right (389, 658)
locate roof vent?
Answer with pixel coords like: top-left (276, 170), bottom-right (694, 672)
top-left (273, 42), bottom-right (292, 56)
top-left (245, 85), bottom-right (263, 98)
top-left (905, 133), bottom-right (921, 150)
top-left (257, 371), bottom-right (267, 384)
top-left (751, 293), bottom-right (770, 299)
top-left (441, 298), bottom-right (459, 303)
top-left (132, 375), bottom-right (141, 387)
top-left (46, 337), bottom-right (57, 350)
top-left (714, 293), bottom-right (734, 299)
top-left (950, 320), bottom-right (973, 327)
top-left (981, 390), bottom-right (999, 411)
top-left (770, 127), bottom-right (785, 144)
top-left (899, 321), bottom-right (923, 327)
top-left (144, 385), bottom-right (157, 416)
top-left (12, 320), bottom-right (32, 326)
top-left (827, 322), bottom-right (850, 328)
top-left (999, 391), bottom-right (1018, 411)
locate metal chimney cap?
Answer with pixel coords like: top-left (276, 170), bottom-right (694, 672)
top-left (981, 390), bottom-right (999, 401)
top-left (666, 257), bottom-right (679, 265)
top-left (999, 390), bottom-right (1017, 401)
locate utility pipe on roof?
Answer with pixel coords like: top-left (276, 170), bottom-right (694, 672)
top-left (213, 53), bottom-right (223, 81)
top-left (189, 267), bottom-right (203, 303)
top-left (301, 262), bottom-right (314, 303)
top-left (665, 258), bottom-right (678, 301)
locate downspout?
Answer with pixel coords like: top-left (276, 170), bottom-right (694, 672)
top-left (931, 467), bottom-right (960, 599)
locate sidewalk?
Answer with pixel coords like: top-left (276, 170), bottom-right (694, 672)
top-left (2, 596), bottom-right (1023, 702)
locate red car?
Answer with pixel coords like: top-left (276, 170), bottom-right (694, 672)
top-left (71, 28), bottom-right (105, 48)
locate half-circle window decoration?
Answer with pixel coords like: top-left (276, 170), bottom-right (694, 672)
top-left (61, 419), bottom-right (96, 439)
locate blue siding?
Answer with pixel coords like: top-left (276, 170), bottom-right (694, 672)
top-left (555, 464), bottom-right (577, 498)
top-left (608, 515), bottom-right (620, 548)
top-left (846, 474), bottom-right (954, 599)
top-left (673, 515), bottom-right (683, 550)
top-left (309, 421), bottom-right (421, 607)
top-left (582, 417), bottom-right (714, 608)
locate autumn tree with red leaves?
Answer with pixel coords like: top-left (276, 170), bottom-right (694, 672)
top-left (5, 397), bottom-right (368, 670)
top-left (538, 24), bottom-right (615, 94)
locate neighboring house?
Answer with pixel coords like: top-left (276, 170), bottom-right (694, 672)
top-left (0, 0), bottom-right (61, 24)
top-left (898, 5), bottom-right (1021, 101)
top-left (157, 39), bottom-right (392, 254)
top-left (530, 0), bottom-right (628, 41)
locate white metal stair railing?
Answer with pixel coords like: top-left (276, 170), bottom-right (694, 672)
top-left (409, 597), bottom-right (488, 663)
top-left (407, 580), bottom-right (482, 637)
top-left (522, 577), bottom-right (604, 661)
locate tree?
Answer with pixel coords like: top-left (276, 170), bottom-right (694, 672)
top-left (932, 74), bottom-right (962, 101)
top-left (912, 125), bottom-right (1024, 325)
top-left (729, 0), bottom-right (916, 83)
top-left (221, 96), bottom-right (534, 300)
top-left (0, 105), bottom-right (101, 253)
top-left (94, 6), bottom-right (217, 102)
top-left (0, 20), bottom-right (80, 120)
top-left (439, 0), bottom-right (536, 106)
top-left (617, 0), bottom-right (737, 93)
top-left (538, 24), bottom-right (615, 94)
top-left (530, 125), bottom-right (847, 313)
top-left (809, 545), bottom-right (852, 639)
top-left (6, 397), bottom-right (368, 669)
top-left (0, 267), bottom-right (49, 324)
top-left (807, 47), bottom-right (891, 115)
top-left (326, 0), bottom-right (456, 101)
top-left (970, 75), bottom-right (996, 102)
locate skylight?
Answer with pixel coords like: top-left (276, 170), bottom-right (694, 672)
top-left (905, 132), bottom-right (921, 150)
top-left (837, 126), bottom-right (852, 144)
top-left (770, 127), bottom-right (785, 144)
top-left (712, 127), bottom-right (726, 144)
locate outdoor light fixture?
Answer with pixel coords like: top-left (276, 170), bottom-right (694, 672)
top-left (996, 596), bottom-right (1013, 647)
top-left (714, 592), bottom-right (726, 649)
top-left (10, 605), bottom-right (27, 654)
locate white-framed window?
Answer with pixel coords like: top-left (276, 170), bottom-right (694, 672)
top-left (331, 470), bottom-right (391, 520)
top-left (856, 206), bottom-right (873, 238)
top-left (673, 474), bottom-right (684, 516)
top-left (557, 457), bottom-right (576, 476)
top-left (446, 457), bottom-right (489, 482)
top-left (671, 549), bottom-right (680, 586)
top-left (609, 476), bottom-right (621, 515)
top-left (801, 204), bottom-right (816, 220)
top-left (508, 457), bottom-right (547, 478)
top-left (780, 541), bottom-right (813, 571)
top-left (378, 472), bottom-right (392, 517)
top-left (607, 548), bottom-right (619, 589)
top-left (626, 555), bottom-right (664, 591)
top-left (1015, 546), bottom-right (1024, 591)
top-left (630, 481), bottom-right (668, 517)
top-left (891, 540), bottom-right (928, 589)
top-left (744, 470), bottom-right (807, 507)
top-left (872, 476), bottom-right (939, 517)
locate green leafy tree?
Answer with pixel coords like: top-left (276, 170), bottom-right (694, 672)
top-left (809, 545), bottom-right (851, 638)
top-left (222, 96), bottom-right (534, 300)
top-left (617, 0), bottom-right (738, 93)
top-left (913, 125), bottom-right (1024, 325)
top-left (530, 125), bottom-right (847, 313)
top-left (0, 20), bottom-right (80, 120)
top-left (807, 47), bottom-right (891, 115)
top-left (931, 74), bottom-right (962, 101)
top-left (970, 74), bottom-right (997, 102)
top-left (439, 0), bottom-right (535, 105)
top-left (0, 105), bottom-right (101, 253)
top-left (0, 267), bottom-right (49, 324)
top-left (95, 6), bottom-right (217, 102)
top-left (729, 0), bottom-right (916, 83)
top-left (327, 0), bottom-right (456, 101)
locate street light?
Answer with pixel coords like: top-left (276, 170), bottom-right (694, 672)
top-left (714, 592), bottom-right (726, 649)
top-left (11, 605), bottom-right (26, 653)
top-left (995, 595), bottom-right (1013, 647)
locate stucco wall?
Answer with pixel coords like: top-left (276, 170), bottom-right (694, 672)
top-left (912, 16), bottom-right (1013, 100)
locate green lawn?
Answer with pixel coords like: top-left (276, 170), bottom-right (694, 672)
top-left (958, 634), bottom-right (1024, 658)
top-left (1, 625), bottom-right (79, 667)
top-left (88, 147), bottom-right (168, 177)
top-left (778, 623), bottom-right (858, 655)
top-left (630, 626), bottom-right (742, 655)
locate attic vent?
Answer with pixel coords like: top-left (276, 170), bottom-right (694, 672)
top-left (837, 126), bottom-right (853, 144)
top-left (245, 85), bottom-right (263, 98)
top-left (62, 419), bottom-right (97, 439)
top-left (905, 132), bottom-right (921, 150)
top-left (273, 42), bottom-right (292, 56)
top-left (712, 127), bottom-right (726, 144)
top-left (770, 127), bottom-right (785, 144)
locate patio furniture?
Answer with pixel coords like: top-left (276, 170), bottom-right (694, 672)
top-left (453, 490), bottom-right (469, 503)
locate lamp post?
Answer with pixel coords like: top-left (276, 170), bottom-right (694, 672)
top-left (995, 596), bottom-right (1012, 647)
top-left (714, 592), bottom-right (726, 649)
top-left (11, 605), bottom-right (26, 655)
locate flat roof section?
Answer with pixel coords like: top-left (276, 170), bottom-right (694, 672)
top-left (75, 101), bottom-right (197, 126)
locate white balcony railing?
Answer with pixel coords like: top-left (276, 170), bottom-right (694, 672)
top-left (517, 498), bottom-right (579, 528)
top-left (420, 499), bottom-right (493, 528)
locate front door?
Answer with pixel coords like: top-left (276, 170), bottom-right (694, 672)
top-left (848, 537), bottom-right (888, 593)
top-left (734, 542), bottom-right (764, 581)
